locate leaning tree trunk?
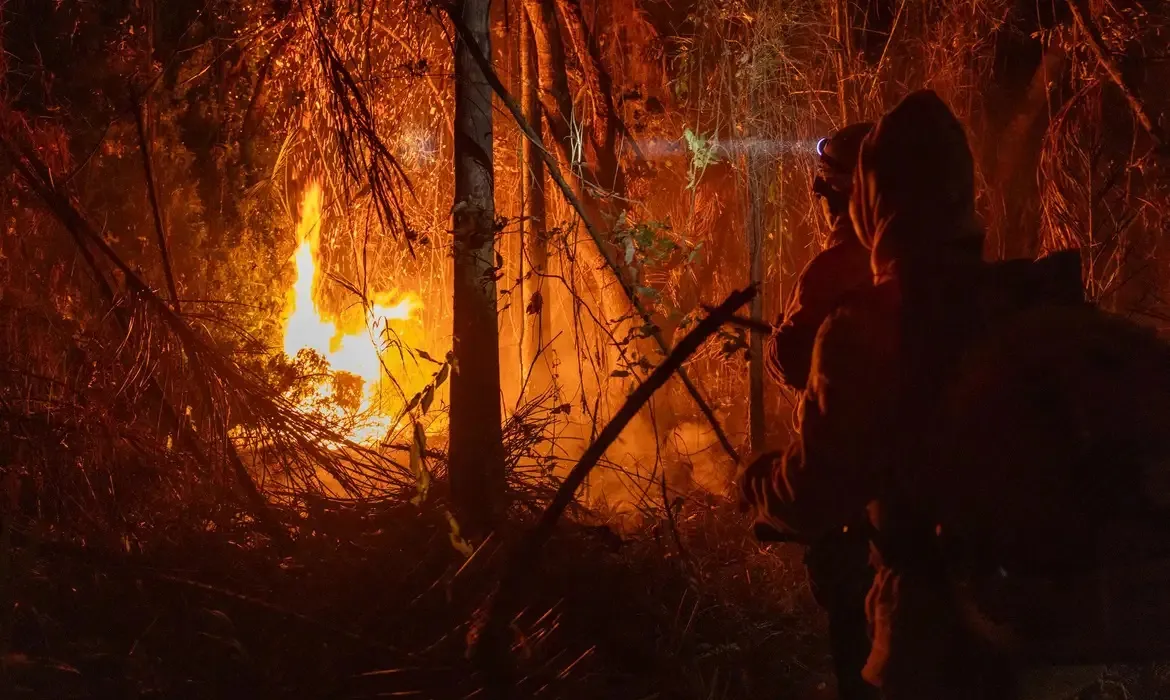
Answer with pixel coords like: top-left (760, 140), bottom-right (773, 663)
top-left (520, 11), bottom-right (549, 393)
top-left (449, 0), bottom-right (505, 537)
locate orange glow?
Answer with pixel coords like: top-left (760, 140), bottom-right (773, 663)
top-left (282, 181), bottom-right (434, 443)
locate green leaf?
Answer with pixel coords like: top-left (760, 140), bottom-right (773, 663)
top-left (416, 349), bottom-right (440, 364)
top-left (611, 370), bottom-right (630, 378)
top-left (434, 362), bottom-right (450, 387)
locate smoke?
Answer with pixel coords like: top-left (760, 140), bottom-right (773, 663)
top-left (636, 137), bottom-right (821, 161)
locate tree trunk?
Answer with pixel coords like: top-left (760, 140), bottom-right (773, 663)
top-left (831, 0), bottom-right (851, 123)
top-left (553, 0), bottom-right (622, 191)
top-left (520, 11), bottom-right (549, 393)
top-left (746, 158), bottom-right (766, 451)
top-left (449, 0), bottom-right (505, 537)
top-left (994, 44), bottom-right (1066, 259)
top-left (746, 83), bottom-right (766, 452)
top-left (524, 0), bottom-right (629, 367)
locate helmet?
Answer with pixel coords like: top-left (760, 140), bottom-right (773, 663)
top-left (816, 122), bottom-right (874, 176)
top-left (812, 122), bottom-right (874, 214)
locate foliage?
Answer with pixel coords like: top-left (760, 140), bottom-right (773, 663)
top-left (683, 128), bottom-right (720, 189)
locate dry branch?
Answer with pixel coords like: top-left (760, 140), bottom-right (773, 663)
top-left (131, 97), bottom-right (181, 312)
top-left (1066, 0), bottom-right (1168, 156)
top-left (526, 286), bottom-right (755, 549)
top-left (445, 10), bottom-right (743, 468)
top-left (469, 286), bottom-right (757, 696)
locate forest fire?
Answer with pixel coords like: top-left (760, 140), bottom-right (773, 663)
top-left (10, 1), bottom-right (1170, 698)
top-left (283, 181), bottom-right (428, 443)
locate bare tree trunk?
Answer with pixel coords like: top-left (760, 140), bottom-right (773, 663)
top-left (831, 0), bottom-right (851, 123)
top-left (993, 44), bottom-right (1066, 259)
top-left (524, 0), bottom-right (631, 371)
top-left (553, 0), bottom-right (623, 191)
top-left (746, 162), bottom-right (766, 451)
top-left (746, 67), bottom-right (766, 452)
top-left (520, 11), bottom-right (549, 393)
top-left (449, 0), bottom-right (505, 537)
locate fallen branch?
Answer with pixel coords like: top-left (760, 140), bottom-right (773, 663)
top-left (444, 9), bottom-right (743, 468)
top-left (1066, 0), bottom-right (1168, 156)
top-left (468, 286), bottom-right (757, 697)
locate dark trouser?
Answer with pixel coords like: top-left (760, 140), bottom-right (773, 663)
top-left (805, 527), bottom-right (879, 700)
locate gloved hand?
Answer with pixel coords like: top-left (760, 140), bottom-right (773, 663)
top-left (739, 451), bottom-right (797, 543)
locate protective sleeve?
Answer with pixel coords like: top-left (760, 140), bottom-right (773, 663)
top-left (746, 298), bottom-right (895, 540)
top-left (765, 240), bottom-right (871, 392)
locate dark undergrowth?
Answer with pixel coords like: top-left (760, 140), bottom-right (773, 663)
top-left (0, 494), bottom-right (836, 700)
top-left (5, 485), bottom-right (1170, 700)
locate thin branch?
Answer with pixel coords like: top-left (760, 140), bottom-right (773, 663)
top-left (131, 97), bottom-right (181, 311)
top-left (532, 286), bottom-right (754, 541)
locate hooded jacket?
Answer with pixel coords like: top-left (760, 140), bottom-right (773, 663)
top-left (745, 91), bottom-right (988, 541)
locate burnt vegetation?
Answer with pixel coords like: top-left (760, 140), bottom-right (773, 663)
top-left (0, 0), bottom-right (1169, 698)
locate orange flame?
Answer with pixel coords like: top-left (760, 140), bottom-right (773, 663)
top-left (282, 181), bottom-right (426, 443)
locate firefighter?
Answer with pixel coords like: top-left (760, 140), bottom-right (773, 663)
top-left (744, 90), bottom-right (1012, 699)
top-left (765, 122), bottom-right (873, 392)
top-left (748, 87), bottom-right (1170, 699)
top-left (763, 122), bottom-right (878, 700)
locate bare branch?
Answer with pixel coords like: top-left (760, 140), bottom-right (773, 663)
top-left (1066, 0), bottom-right (1169, 155)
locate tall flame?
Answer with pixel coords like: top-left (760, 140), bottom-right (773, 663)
top-left (282, 181), bottom-right (422, 442)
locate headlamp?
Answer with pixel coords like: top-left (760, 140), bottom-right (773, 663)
top-left (816, 137), bottom-right (828, 158)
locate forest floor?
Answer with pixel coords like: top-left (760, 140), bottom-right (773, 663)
top-left (3, 492), bottom-right (1169, 700)
top-left (1, 494), bottom-right (836, 700)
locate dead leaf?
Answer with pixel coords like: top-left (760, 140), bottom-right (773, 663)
top-left (526, 290), bottom-right (543, 315)
top-left (421, 385), bottom-right (434, 414)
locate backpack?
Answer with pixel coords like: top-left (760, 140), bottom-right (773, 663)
top-left (932, 268), bottom-right (1170, 665)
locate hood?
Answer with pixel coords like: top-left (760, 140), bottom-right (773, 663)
top-left (850, 90), bottom-right (983, 280)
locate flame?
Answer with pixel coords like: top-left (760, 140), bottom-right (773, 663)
top-left (282, 181), bottom-right (426, 443)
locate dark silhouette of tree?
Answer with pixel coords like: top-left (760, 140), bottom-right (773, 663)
top-left (448, 0), bottom-right (506, 536)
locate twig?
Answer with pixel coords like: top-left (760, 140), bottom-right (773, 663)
top-left (469, 286), bottom-right (756, 697)
top-left (131, 96), bottom-right (182, 311)
top-left (704, 307), bottom-right (772, 333)
top-left (444, 9), bottom-right (743, 468)
top-left (1065, 0), bottom-right (1168, 156)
